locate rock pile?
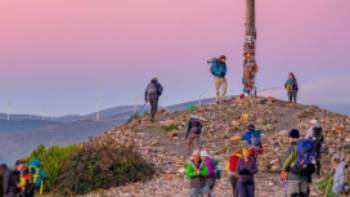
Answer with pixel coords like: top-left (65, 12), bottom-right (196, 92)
top-left (82, 96), bottom-right (350, 197)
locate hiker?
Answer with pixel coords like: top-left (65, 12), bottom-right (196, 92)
top-left (0, 164), bottom-right (19, 197)
top-left (144, 77), bottom-right (163, 122)
top-left (285, 72), bottom-right (299, 103)
top-left (207, 55), bottom-right (228, 103)
top-left (241, 124), bottom-right (263, 155)
top-left (200, 150), bottom-right (216, 197)
top-left (185, 150), bottom-right (209, 197)
top-left (27, 159), bottom-right (46, 196)
top-left (236, 148), bottom-right (257, 197)
top-left (227, 152), bottom-right (242, 197)
top-left (16, 160), bottom-right (34, 197)
top-left (332, 158), bottom-right (350, 196)
top-left (305, 119), bottom-right (324, 176)
top-left (280, 129), bottom-right (300, 197)
top-left (185, 115), bottom-right (203, 155)
top-left (281, 129), bottom-right (317, 197)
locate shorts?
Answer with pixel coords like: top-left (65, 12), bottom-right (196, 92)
top-left (287, 180), bottom-right (309, 196)
top-left (190, 186), bottom-right (209, 197)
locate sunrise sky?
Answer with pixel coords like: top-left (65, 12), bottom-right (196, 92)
top-left (0, 0), bottom-right (349, 116)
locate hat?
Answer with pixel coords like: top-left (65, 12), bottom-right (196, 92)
top-left (288, 129), bottom-right (300, 139)
top-left (200, 150), bottom-right (210, 158)
top-left (310, 119), bottom-right (320, 127)
top-left (190, 115), bottom-right (205, 121)
top-left (247, 124), bottom-right (255, 130)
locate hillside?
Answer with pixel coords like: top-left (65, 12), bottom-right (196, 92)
top-left (79, 96), bottom-right (350, 197)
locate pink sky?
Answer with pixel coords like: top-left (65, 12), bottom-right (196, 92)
top-left (0, 0), bottom-right (349, 115)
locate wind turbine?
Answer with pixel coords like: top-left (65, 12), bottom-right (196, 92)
top-left (198, 92), bottom-right (206, 106)
top-left (7, 101), bottom-right (11, 121)
top-left (96, 97), bottom-right (102, 121)
top-left (133, 96), bottom-right (139, 114)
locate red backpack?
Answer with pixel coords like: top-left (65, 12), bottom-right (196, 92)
top-left (229, 153), bottom-right (242, 173)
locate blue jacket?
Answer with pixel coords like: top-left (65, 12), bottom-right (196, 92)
top-left (242, 129), bottom-right (261, 147)
top-left (208, 58), bottom-right (227, 77)
top-left (285, 79), bottom-right (299, 92)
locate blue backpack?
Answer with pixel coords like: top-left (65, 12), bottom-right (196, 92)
top-left (242, 130), bottom-right (261, 147)
top-left (210, 60), bottom-right (227, 77)
top-left (28, 159), bottom-right (46, 194)
top-left (296, 139), bottom-right (317, 171)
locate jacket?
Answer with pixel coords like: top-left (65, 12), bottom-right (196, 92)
top-left (145, 80), bottom-right (163, 102)
top-left (3, 169), bottom-right (19, 195)
top-left (185, 160), bottom-right (209, 188)
top-left (237, 156), bottom-right (257, 182)
top-left (285, 79), bottom-right (299, 92)
top-left (208, 58), bottom-right (227, 77)
top-left (185, 119), bottom-right (203, 138)
top-left (282, 143), bottom-right (312, 182)
top-left (203, 158), bottom-right (215, 178)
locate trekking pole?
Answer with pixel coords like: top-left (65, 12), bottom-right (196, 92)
top-left (198, 92), bottom-right (205, 106)
top-left (133, 96), bottom-right (138, 114)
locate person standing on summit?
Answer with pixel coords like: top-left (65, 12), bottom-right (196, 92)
top-left (208, 55), bottom-right (228, 103)
top-left (285, 72), bottom-right (299, 104)
top-left (145, 77), bottom-right (163, 122)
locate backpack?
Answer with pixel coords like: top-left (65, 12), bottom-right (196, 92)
top-left (251, 130), bottom-right (262, 148)
top-left (147, 83), bottom-right (158, 95)
top-left (313, 127), bottom-right (323, 142)
top-left (228, 153), bottom-right (241, 173)
top-left (212, 160), bottom-right (222, 179)
top-left (28, 159), bottom-right (46, 194)
top-left (210, 60), bottom-right (226, 77)
top-left (190, 120), bottom-right (201, 135)
top-left (296, 139), bottom-right (317, 174)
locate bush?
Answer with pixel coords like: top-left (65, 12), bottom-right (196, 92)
top-left (161, 124), bottom-right (179, 132)
top-left (55, 138), bottom-right (155, 196)
top-left (24, 144), bottom-right (81, 192)
top-left (127, 113), bottom-right (140, 123)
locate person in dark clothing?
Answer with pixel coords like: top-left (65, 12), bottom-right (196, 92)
top-left (305, 120), bottom-right (324, 176)
top-left (281, 129), bottom-right (315, 197)
top-left (0, 164), bottom-right (19, 197)
top-left (144, 77), bottom-right (163, 122)
top-left (237, 148), bottom-right (258, 197)
top-left (285, 72), bottom-right (299, 103)
top-left (185, 115), bottom-right (203, 155)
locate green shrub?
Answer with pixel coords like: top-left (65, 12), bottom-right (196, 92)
top-left (127, 113), bottom-right (140, 123)
top-left (55, 138), bottom-right (155, 196)
top-left (161, 124), bottom-right (179, 132)
top-left (24, 144), bottom-right (81, 192)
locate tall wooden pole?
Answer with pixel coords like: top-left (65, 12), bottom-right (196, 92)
top-left (243, 0), bottom-right (258, 94)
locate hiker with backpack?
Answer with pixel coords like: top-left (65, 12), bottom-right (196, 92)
top-left (280, 129), bottom-right (301, 197)
top-left (145, 77), bottom-right (163, 122)
top-left (281, 129), bottom-right (317, 197)
top-left (236, 148), bottom-right (257, 197)
top-left (185, 150), bottom-right (209, 197)
top-left (241, 124), bottom-right (263, 156)
top-left (186, 115), bottom-right (203, 155)
top-left (15, 160), bottom-right (32, 197)
top-left (200, 150), bottom-right (220, 197)
top-left (285, 72), bottom-right (299, 103)
top-left (0, 164), bottom-right (19, 197)
top-left (207, 55), bottom-right (228, 104)
top-left (227, 151), bottom-right (242, 197)
top-left (305, 119), bottom-right (324, 176)
top-left (27, 159), bottom-right (46, 196)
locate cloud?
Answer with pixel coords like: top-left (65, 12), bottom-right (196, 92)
top-left (260, 78), bottom-right (350, 115)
